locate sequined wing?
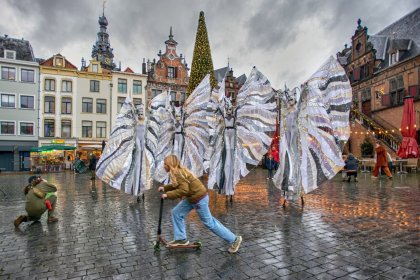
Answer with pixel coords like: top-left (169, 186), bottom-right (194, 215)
top-left (206, 83), bottom-right (226, 189)
top-left (298, 56), bottom-right (352, 193)
top-left (145, 92), bottom-right (174, 183)
top-left (96, 97), bottom-right (138, 194)
top-left (182, 75), bottom-right (212, 178)
top-left (233, 67), bottom-right (277, 186)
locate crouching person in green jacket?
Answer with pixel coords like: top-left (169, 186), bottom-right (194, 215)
top-left (158, 155), bottom-right (242, 253)
top-left (14, 175), bottom-right (59, 227)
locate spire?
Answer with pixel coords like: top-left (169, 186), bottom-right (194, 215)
top-left (165, 26), bottom-right (178, 46)
top-left (91, 3), bottom-right (115, 70)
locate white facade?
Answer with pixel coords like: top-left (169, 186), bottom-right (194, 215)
top-left (111, 70), bottom-right (147, 128)
top-left (0, 52), bottom-right (39, 171)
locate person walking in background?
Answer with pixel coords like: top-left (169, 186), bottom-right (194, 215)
top-left (89, 154), bottom-right (97, 180)
top-left (372, 141), bottom-right (393, 179)
top-left (344, 154), bottom-right (359, 182)
top-left (265, 153), bottom-right (276, 180)
top-left (14, 176), bottom-right (58, 227)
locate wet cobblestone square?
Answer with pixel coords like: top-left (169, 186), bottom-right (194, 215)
top-left (0, 170), bottom-right (419, 279)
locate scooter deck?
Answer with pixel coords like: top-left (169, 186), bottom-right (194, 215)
top-left (166, 241), bottom-right (202, 249)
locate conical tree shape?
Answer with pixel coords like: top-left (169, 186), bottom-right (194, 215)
top-left (187, 11), bottom-right (217, 95)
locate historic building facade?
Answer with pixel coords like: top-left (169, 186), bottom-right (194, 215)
top-left (0, 35), bottom-right (39, 171)
top-left (143, 28), bottom-right (189, 107)
top-left (214, 66), bottom-right (246, 106)
top-left (111, 68), bottom-right (147, 127)
top-left (337, 8), bottom-right (420, 156)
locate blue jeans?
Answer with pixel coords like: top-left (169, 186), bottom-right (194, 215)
top-left (171, 195), bottom-right (236, 244)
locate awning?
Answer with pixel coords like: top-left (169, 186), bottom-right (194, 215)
top-left (30, 145), bottom-right (76, 152)
top-left (80, 145), bottom-right (102, 150)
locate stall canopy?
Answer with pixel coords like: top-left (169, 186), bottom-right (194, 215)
top-left (30, 145), bottom-right (76, 152)
top-left (397, 96), bottom-right (418, 158)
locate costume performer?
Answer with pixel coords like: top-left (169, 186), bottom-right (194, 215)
top-left (207, 67), bottom-right (277, 197)
top-left (273, 56), bottom-right (352, 204)
top-left (146, 75), bottom-right (212, 183)
top-left (96, 97), bottom-right (150, 196)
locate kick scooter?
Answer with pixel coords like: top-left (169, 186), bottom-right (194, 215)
top-left (153, 198), bottom-right (202, 251)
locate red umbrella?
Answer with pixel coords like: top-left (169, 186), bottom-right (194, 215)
top-left (270, 116), bottom-right (280, 162)
top-left (397, 96), bottom-right (418, 158)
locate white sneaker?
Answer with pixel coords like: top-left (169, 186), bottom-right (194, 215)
top-left (228, 236), bottom-right (242, 253)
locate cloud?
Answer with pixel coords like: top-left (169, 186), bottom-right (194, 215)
top-left (0, 0), bottom-right (418, 88)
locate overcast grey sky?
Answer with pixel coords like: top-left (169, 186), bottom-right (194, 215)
top-left (1, 0), bottom-right (418, 88)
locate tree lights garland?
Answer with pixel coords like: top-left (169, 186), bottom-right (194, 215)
top-left (187, 11), bottom-right (217, 95)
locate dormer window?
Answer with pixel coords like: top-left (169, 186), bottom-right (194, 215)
top-left (390, 51), bottom-right (399, 65)
top-left (55, 57), bottom-right (64, 67)
top-left (92, 64), bottom-right (98, 73)
top-left (4, 50), bottom-right (16, 60)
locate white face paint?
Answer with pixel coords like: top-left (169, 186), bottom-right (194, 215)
top-left (135, 105), bottom-right (144, 119)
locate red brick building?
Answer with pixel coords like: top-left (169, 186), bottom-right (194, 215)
top-left (214, 66), bottom-right (246, 105)
top-left (336, 8), bottom-right (420, 157)
top-left (143, 28), bottom-right (189, 106)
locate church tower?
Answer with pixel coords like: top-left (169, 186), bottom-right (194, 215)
top-left (91, 5), bottom-right (115, 70)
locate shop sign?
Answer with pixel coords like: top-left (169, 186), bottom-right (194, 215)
top-left (51, 139), bottom-right (65, 144)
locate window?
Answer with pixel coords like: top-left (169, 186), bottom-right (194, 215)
top-left (44, 96), bottom-right (55, 113)
top-left (117, 97), bottom-right (125, 112)
top-left (180, 92), bottom-right (186, 103)
top-left (61, 80), bottom-right (72, 92)
top-left (389, 76), bottom-right (404, 106)
top-left (90, 80), bottom-right (100, 92)
top-left (44, 119), bottom-right (55, 137)
top-left (82, 121), bottom-right (92, 137)
top-left (152, 89), bottom-right (162, 98)
top-left (21, 69), bottom-right (34, 82)
top-left (133, 80), bottom-right (142, 94)
top-left (133, 98), bottom-right (142, 107)
top-left (20, 95), bottom-right (34, 109)
top-left (96, 121), bottom-right (106, 138)
top-left (5, 50), bottom-right (16, 59)
top-left (61, 120), bottom-right (71, 138)
top-left (96, 99), bottom-right (106, 114)
top-left (61, 97), bottom-right (72, 114)
top-left (168, 67), bottom-right (177, 78)
top-left (45, 79), bottom-right (55, 91)
top-left (118, 79), bottom-right (127, 93)
top-left (92, 64), bottom-right (98, 73)
top-left (55, 57), bottom-right (63, 67)
top-left (82, 98), bottom-right (93, 113)
top-left (1, 67), bottom-right (16, 80)
top-left (20, 122), bottom-right (34, 135)
top-left (1, 94), bottom-right (15, 108)
top-left (170, 91), bottom-right (176, 101)
top-left (390, 51), bottom-right (399, 65)
top-left (1, 121), bottom-right (15, 135)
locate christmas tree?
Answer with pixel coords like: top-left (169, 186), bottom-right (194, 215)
top-left (187, 11), bottom-right (217, 95)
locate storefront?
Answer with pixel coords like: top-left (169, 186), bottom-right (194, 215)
top-left (0, 141), bottom-right (38, 171)
top-left (30, 145), bottom-right (76, 173)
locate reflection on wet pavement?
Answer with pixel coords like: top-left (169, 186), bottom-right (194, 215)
top-left (0, 169), bottom-right (418, 279)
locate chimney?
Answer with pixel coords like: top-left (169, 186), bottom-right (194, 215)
top-left (142, 58), bottom-right (146, 74)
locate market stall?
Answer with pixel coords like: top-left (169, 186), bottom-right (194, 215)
top-left (30, 145), bottom-right (76, 173)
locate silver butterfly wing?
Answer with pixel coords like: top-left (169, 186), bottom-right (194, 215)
top-left (96, 97), bottom-right (138, 194)
top-left (182, 75), bottom-right (212, 178)
top-left (298, 56), bottom-right (352, 193)
top-left (206, 80), bottom-right (226, 189)
top-left (233, 67), bottom-right (277, 186)
top-left (145, 91), bottom-right (174, 183)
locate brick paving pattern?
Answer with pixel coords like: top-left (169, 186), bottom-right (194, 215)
top-left (0, 170), bottom-right (419, 279)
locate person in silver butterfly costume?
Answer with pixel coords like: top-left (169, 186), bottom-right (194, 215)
top-left (96, 98), bottom-right (150, 197)
top-left (207, 67), bottom-right (277, 199)
top-left (273, 56), bottom-right (352, 205)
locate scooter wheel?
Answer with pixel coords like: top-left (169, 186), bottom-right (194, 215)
top-left (195, 241), bottom-right (202, 249)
